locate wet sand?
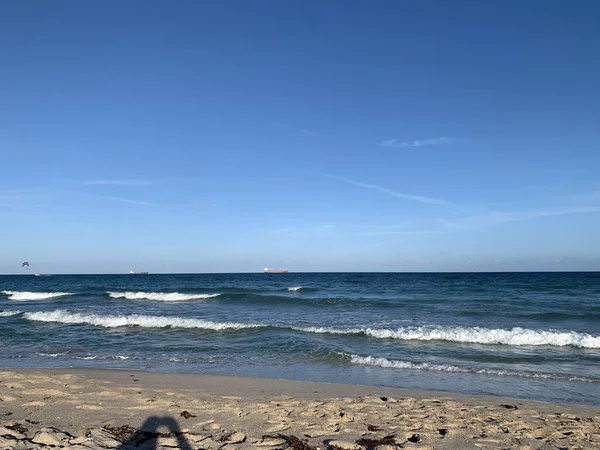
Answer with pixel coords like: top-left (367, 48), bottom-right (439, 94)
top-left (1, 368), bottom-right (599, 449)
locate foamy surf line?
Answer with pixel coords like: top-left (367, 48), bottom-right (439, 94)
top-left (37, 353), bottom-right (130, 361)
top-left (0, 310), bottom-right (23, 317)
top-left (348, 354), bottom-right (600, 383)
top-left (23, 310), bottom-right (263, 330)
top-left (77, 355), bottom-right (130, 361)
top-left (107, 291), bottom-right (221, 301)
top-left (20, 309), bottom-right (600, 348)
top-left (294, 325), bottom-right (600, 349)
top-left (1, 291), bottom-right (75, 301)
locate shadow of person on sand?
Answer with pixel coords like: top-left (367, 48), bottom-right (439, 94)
top-left (116, 415), bottom-right (192, 449)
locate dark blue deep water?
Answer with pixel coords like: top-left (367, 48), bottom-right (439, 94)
top-left (1, 272), bottom-right (599, 405)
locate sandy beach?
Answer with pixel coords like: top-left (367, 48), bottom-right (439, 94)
top-left (0, 369), bottom-right (598, 449)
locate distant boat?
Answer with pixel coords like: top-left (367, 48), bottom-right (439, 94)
top-left (129, 270), bottom-right (149, 275)
top-left (34, 274), bottom-right (51, 277)
top-left (264, 268), bottom-right (289, 274)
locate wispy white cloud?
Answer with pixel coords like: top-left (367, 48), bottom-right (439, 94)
top-left (273, 122), bottom-right (316, 136)
top-left (324, 174), bottom-right (459, 208)
top-left (0, 188), bottom-right (43, 197)
top-left (440, 205), bottom-right (600, 230)
top-left (271, 224), bottom-right (335, 237)
top-left (0, 188), bottom-right (42, 195)
top-left (0, 188), bottom-right (46, 205)
top-left (380, 137), bottom-right (455, 148)
top-left (360, 229), bottom-right (445, 236)
top-left (105, 196), bottom-right (158, 207)
top-left (349, 223), bottom-right (413, 231)
top-left (297, 128), bottom-right (315, 136)
top-left (85, 190), bottom-right (211, 213)
top-left (346, 219), bottom-right (449, 236)
top-left (379, 138), bottom-right (399, 147)
top-left (436, 217), bottom-right (474, 231)
top-left (84, 180), bottom-right (151, 186)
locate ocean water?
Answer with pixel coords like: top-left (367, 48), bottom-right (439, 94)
top-left (1, 272), bottom-right (599, 405)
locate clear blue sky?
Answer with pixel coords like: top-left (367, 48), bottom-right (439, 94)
top-left (2, 1), bottom-right (600, 273)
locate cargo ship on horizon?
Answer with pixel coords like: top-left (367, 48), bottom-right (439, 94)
top-left (264, 268), bottom-right (289, 274)
top-left (129, 269), bottom-right (149, 275)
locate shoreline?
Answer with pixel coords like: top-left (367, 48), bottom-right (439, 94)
top-left (6, 366), bottom-right (600, 409)
top-left (1, 368), bottom-right (599, 449)
top-left (3, 364), bottom-right (599, 408)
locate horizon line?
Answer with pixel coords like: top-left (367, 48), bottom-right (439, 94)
top-left (1, 269), bottom-right (597, 276)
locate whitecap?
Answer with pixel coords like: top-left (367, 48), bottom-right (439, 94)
top-left (348, 354), bottom-right (600, 383)
top-left (2, 291), bottom-right (74, 301)
top-left (21, 309), bottom-right (600, 349)
top-left (295, 325), bottom-right (600, 349)
top-left (75, 355), bottom-right (130, 361)
top-left (0, 310), bottom-right (23, 317)
top-left (24, 309), bottom-right (265, 331)
top-left (107, 291), bottom-right (220, 301)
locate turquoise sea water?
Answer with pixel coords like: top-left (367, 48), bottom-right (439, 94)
top-left (1, 272), bottom-right (599, 405)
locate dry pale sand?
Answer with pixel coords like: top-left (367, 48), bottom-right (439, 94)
top-left (0, 368), bottom-right (599, 449)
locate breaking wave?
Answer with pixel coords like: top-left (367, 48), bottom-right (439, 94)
top-left (2, 291), bottom-right (74, 301)
top-left (0, 310), bottom-right (22, 317)
top-left (348, 354), bottom-right (600, 383)
top-left (295, 325), bottom-right (600, 348)
top-left (107, 291), bottom-right (221, 301)
top-left (23, 310), bottom-right (264, 330)
top-left (77, 355), bottom-right (130, 360)
top-left (287, 286), bottom-right (303, 291)
top-left (37, 352), bottom-right (129, 360)
top-left (19, 309), bottom-right (600, 349)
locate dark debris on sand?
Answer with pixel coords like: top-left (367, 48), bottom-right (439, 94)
top-left (406, 433), bottom-right (420, 443)
top-left (103, 425), bottom-right (137, 443)
top-left (180, 410), bottom-right (197, 419)
top-left (6, 423), bottom-right (28, 434)
top-left (285, 434), bottom-right (319, 450)
top-left (356, 436), bottom-right (396, 447)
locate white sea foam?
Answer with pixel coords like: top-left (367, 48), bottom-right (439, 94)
top-left (349, 354), bottom-right (599, 383)
top-left (23, 310), bottom-right (264, 330)
top-left (350, 354), bottom-right (467, 372)
top-left (296, 325), bottom-right (600, 348)
top-left (2, 291), bottom-right (74, 301)
top-left (77, 355), bottom-right (130, 360)
top-left (0, 310), bottom-right (22, 317)
top-left (294, 326), bottom-right (360, 335)
top-left (107, 291), bottom-right (220, 301)
top-left (19, 309), bottom-right (600, 349)
top-left (287, 287), bottom-right (303, 291)
top-left (38, 352), bottom-right (130, 360)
